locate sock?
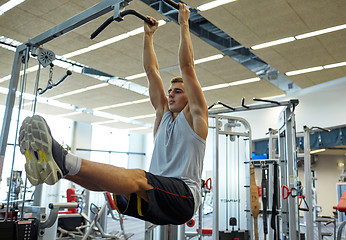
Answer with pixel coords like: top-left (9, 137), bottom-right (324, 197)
top-left (65, 153), bottom-right (82, 176)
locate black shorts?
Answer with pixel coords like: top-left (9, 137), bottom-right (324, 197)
top-left (113, 172), bottom-right (195, 225)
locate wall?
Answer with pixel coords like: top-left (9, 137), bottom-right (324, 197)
top-left (128, 133), bottom-right (148, 170)
top-left (297, 154), bottom-right (346, 216)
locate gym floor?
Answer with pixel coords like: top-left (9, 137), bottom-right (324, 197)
top-left (105, 214), bottom-right (337, 240)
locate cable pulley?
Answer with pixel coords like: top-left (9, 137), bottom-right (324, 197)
top-left (37, 48), bottom-right (55, 68)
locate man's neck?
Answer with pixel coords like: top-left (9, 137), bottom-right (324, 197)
top-left (172, 111), bottom-right (180, 120)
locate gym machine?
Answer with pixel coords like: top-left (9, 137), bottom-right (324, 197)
top-left (0, 0), bottom-right (156, 239)
top-left (0, 201), bottom-right (78, 240)
top-left (208, 98), bottom-right (299, 240)
top-left (208, 114), bottom-right (252, 240)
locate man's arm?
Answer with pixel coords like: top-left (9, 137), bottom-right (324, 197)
top-left (178, 4), bottom-right (208, 140)
top-left (143, 17), bottom-right (169, 135)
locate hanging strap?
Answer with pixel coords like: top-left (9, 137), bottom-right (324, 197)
top-left (250, 164), bottom-right (259, 240)
top-left (271, 162), bottom-right (278, 240)
top-left (261, 165), bottom-right (268, 239)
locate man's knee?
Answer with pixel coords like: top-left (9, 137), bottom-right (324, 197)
top-left (132, 169), bottom-right (153, 191)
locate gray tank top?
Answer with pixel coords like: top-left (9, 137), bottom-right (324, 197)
top-left (149, 111), bottom-right (206, 213)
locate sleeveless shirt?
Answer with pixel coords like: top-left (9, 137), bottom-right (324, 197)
top-left (149, 111), bottom-right (206, 213)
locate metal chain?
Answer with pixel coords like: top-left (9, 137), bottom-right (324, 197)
top-left (48, 64), bottom-right (54, 85)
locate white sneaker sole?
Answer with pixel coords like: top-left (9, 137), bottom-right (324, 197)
top-left (19, 115), bottom-right (63, 185)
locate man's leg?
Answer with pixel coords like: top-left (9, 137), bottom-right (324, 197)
top-left (66, 161), bottom-right (153, 201)
top-left (19, 115), bottom-right (153, 201)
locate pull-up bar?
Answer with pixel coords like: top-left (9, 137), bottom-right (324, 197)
top-left (91, 9), bottom-right (154, 39)
top-left (90, 0), bottom-right (180, 39)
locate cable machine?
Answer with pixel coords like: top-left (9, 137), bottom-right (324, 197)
top-left (208, 98), bottom-right (299, 240)
top-left (209, 114), bottom-right (252, 240)
top-left (0, 0), bottom-right (160, 239)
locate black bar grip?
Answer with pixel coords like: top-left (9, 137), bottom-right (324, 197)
top-left (91, 10), bottom-right (154, 39)
top-left (217, 101), bottom-right (235, 111)
top-left (163, 0), bottom-right (179, 9)
top-left (208, 103), bottom-right (215, 110)
top-left (90, 16), bottom-right (114, 39)
top-left (253, 98), bottom-right (280, 105)
top-left (54, 70), bottom-right (72, 87)
top-left (119, 10), bottom-right (153, 26)
top-left (241, 97), bottom-right (249, 109)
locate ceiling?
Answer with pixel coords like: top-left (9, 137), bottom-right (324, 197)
top-left (0, 0), bottom-right (345, 134)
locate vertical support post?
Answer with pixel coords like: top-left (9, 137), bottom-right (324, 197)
top-left (267, 129), bottom-right (277, 240)
top-left (159, 225), bottom-right (169, 240)
top-left (0, 45), bottom-right (25, 182)
top-left (144, 222), bottom-right (152, 240)
top-left (169, 225), bottom-right (178, 239)
top-left (178, 224), bottom-right (185, 240)
top-left (285, 108), bottom-right (299, 240)
top-left (303, 126), bottom-right (314, 240)
top-left (278, 111), bottom-right (289, 237)
top-left (246, 125), bottom-right (253, 240)
top-left (212, 116), bottom-right (220, 240)
top-left (279, 107), bottom-right (299, 240)
top-left (198, 204), bottom-right (202, 239)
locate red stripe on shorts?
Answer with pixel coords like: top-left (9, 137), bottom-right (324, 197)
top-left (154, 187), bottom-right (193, 199)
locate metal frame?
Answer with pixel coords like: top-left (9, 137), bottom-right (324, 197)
top-left (0, 0), bottom-right (130, 190)
top-left (303, 126), bottom-right (314, 240)
top-left (209, 114), bottom-right (252, 240)
top-left (0, 0), bottom-right (132, 239)
top-left (209, 99), bottom-right (300, 240)
top-left (267, 128), bottom-right (279, 240)
top-left (277, 106), bottom-right (299, 240)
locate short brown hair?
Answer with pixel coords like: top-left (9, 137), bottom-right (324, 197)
top-left (170, 77), bottom-right (183, 84)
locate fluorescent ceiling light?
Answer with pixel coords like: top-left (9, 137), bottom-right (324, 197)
top-left (262, 94), bottom-right (286, 100)
top-left (295, 24), bottom-right (346, 39)
top-left (229, 77), bottom-right (260, 86)
top-left (57, 112), bottom-right (81, 117)
top-left (202, 77), bottom-right (260, 92)
top-left (92, 110), bottom-right (115, 119)
top-left (62, 33), bottom-right (130, 58)
top-left (125, 54), bottom-right (224, 81)
top-left (126, 72), bottom-right (147, 80)
top-left (197, 0), bottom-right (237, 11)
top-left (251, 37), bottom-right (295, 50)
top-left (310, 148), bottom-right (326, 154)
top-left (285, 66), bottom-right (323, 76)
top-left (194, 54), bottom-right (224, 64)
top-left (0, 0), bottom-right (25, 15)
top-left (202, 83), bottom-right (230, 91)
top-left (129, 113), bottom-right (155, 120)
top-left (95, 98), bottom-right (150, 111)
top-left (0, 86), bottom-right (75, 110)
top-left (285, 62), bottom-right (346, 76)
top-left (124, 126), bottom-right (150, 131)
top-left (324, 61), bottom-right (346, 69)
top-left (92, 119), bottom-right (119, 125)
top-left (50, 83), bottom-right (109, 99)
top-left (251, 23), bottom-right (346, 50)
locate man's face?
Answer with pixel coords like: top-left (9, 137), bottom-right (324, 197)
top-left (167, 82), bottom-right (188, 112)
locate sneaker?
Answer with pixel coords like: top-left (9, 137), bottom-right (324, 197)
top-left (19, 115), bottom-right (69, 185)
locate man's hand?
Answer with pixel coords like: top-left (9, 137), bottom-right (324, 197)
top-left (144, 16), bottom-right (159, 35)
top-left (178, 3), bottom-right (190, 25)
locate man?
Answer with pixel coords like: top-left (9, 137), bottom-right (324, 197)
top-left (19, 3), bottom-right (208, 225)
